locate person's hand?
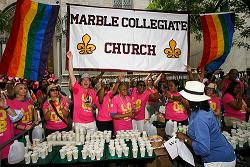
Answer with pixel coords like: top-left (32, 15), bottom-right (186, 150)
top-left (25, 124), bottom-right (33, 130)
top-left (185, 65), bottom-right (192, 73)
top-left (66, 51), bottom-right (73, 60)
top-left (34, 121), bottom-right (39, 125)
top-left (0, 97), bottom-right (7, 108)
top-left (176, 132), bottom-right (188, 141)
top-left (118, 74), bottom-right (125, 82)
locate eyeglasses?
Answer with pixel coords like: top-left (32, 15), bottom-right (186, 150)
top-left (50, 88), bottom-right (58, 92)
top-left (138, 84), bottom-right (146, 87)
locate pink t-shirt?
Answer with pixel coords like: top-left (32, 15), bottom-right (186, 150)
top-left (131, 88), bottom-right (151, 120)
top-left (111, 95), bottom-right (133, 133)
top-left (208, 96), bottom-right (221, 114)
top-left (0, 108), bottom-right (14, 159)
top-left (222, 93), bottom-right (246, 120)
top-left (147, 88), bottom-right (159, 104)
top-left (72, 82), bottom-right (98, 123)
top-left (7, 98), bottom-right (34, 135)
top-left (43, 97), bottom-right (69, 130)
top-left (96, 91), bottom-right (113, 121)
top-left (165, 92), bottom-right (188, 121)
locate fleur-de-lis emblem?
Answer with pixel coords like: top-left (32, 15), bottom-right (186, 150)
top-left (77, 34), bottom-right (96, 54)
top-left (164, 39), bottom-right (181, 58)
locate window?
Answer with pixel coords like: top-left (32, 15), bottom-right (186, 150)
top-left (113, 0), bottom-right (133, 9)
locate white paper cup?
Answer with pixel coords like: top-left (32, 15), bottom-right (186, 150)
top-left (110, 147), bottom-right (115, 156)
top-left (232, 121), bottom-right (237, 128)
top-left (31, 153), bottom-right (38, 163)
top-left (147, 147), bottom-right (153, 156)
top-left (96, 150), bottom-right (101, 160)
top-left (66, 151), bottom-right (73, 161)
top-left (48, 143), bottom-right (52, 152)
top-left (238, 138), bottom-right (244, 148)
top-left (41, 149), bottom-right (46, 159)
top-left (90, 150), bottom-right (95, 160)
top-left (60, 149), bottom-right (66, 159)
top-left (73, 149), bottom-right (78, 160)
top-left (116, 147), bottom-right (122, 157)
top-left (24, 154), bottom-right (31, 164)
top-left (81, 149), bottom-right (88, 159)
top-left (140, 147), bottom-right (145, 157)
top-left (123, 147), bottom-right (129, 157)
top-left (57, 134), bottom-right (62, 141)
top-left (132, 148), bottom-right (138, 158)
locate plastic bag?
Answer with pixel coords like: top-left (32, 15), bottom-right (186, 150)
top-left (150, 114), bottom-right (157, 124)
top-left (144, 122), bottom-right (157, 136)
top-left (8, 140), bottom-right (25, 164)
top-left (32, 126), bottom-right (45, 142)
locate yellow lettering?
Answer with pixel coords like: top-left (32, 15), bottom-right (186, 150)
top-left (0, 110), bottom-right (7, 133)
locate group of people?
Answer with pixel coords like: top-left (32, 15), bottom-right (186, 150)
top-left (0, 51), bottom-right (249, 166)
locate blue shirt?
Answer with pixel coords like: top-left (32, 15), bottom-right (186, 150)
top-left (188, 109), bottom-right (235, 163)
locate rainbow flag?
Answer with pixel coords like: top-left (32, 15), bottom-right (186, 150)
top-left (198, 12), bottom-right (234, 73)
top-left (0, 0), bottom-right (59, 80)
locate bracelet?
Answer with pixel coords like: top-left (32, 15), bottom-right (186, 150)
top-left (4, 106), bottom-right (10, 111)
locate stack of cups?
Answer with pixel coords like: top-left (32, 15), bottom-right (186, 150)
top-left (66, 150), bottom-right (73, 162)
top-left (24, 152), bottom-right (32, 164)
top-left (147, 146), bottom-right (153, 156)
top-left (59, 149), bottom-right (66, 159)
top-left (81, 148), bottom-right (88, 159)
top-left (31, 152), bottom-right (38, 163)
top-left (73, 149), bottom-right (78, 160)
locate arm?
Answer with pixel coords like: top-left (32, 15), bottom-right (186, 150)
top-left (144, 73), bottom-right (152, 87)
top-left (198, 67), bottom-right (205, 82)
top-left (112, 74), bottom-right (124, 95)
top-left (67, 51), bottom-right (77, 87)
top-left (98, 84), bottom-right (105, 104)
top-left (186, 65), bottom-right (194, 81)
top-left (227, 98), bottom-right (243, 110)
top-left (111, 112), bottom-right (132, 120)
top-left (153, 73), bottom-right (163, 87)
top-left (93, 72), bottom-right (104, 85)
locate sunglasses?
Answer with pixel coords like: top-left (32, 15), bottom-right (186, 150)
top-left (50, 88), bottom-right (59, 92)
top-left (138, 84), bottom-right (146, 87)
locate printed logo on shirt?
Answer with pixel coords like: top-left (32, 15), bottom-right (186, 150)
top-left (81, 94), bottom-right (93, 111)
top-left (121, 103), bottom-right (132, 120)
top-left (134, 99), bottom-right (141, 112)
top-left (209, 101), bottom-right (217, 112)
top-left (173, 102), bottom-right (185, 113)
top-left (50, 106), bottom-right (63, 122)
top-left (21, 105), bottom-right (33, 124)
top-left (0, 109), bottom-right (7, 133)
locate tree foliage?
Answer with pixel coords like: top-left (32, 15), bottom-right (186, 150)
top-left (147, 0), bottom-right (250, 49)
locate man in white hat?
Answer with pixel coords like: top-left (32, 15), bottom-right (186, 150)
top-left (176, 81), bottom-right (236, 167)
top-left (67, 51), bottom-right (98, 133)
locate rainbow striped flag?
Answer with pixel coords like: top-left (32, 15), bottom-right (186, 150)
top-left (198, 12), bottom-right (234, 73)
top-left (0, 0), bottom-right (59, 80)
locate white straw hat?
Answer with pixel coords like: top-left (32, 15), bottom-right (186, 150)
top-left (179, 81), bottom-right (210, 102)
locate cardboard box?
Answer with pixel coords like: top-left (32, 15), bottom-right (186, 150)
top-left (146, 148), bottom-right (173, 167)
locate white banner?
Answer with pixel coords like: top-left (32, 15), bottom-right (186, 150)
top-left (68, 5), bottom-right (189, 72)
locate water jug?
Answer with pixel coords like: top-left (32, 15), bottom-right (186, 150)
top-left (32, 125), bottom-right (45, 142)
top-left (165, 120), bottom-right (174, 137)
top-left (8, 140), bottom-right (25, 164)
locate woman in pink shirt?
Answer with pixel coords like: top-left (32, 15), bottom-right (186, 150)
top-left (205, 83), bottom-right (221, 126)
top-left (96, 75), bottom-right (122, 133)
top-left (67, 51), bottom-right (99, 133)
top-left (7, 83), bottom-right (38, 135)
top-left (222, 81), bottom-right (246, 127)
top-left (163, 80), bottom-right (188, 125)
top-left (0, 94), bottom-right (18, 161)
top-left (43, 84), bottom-right (69, 136)
top-left (111, 82), bottom-right (133, 134)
